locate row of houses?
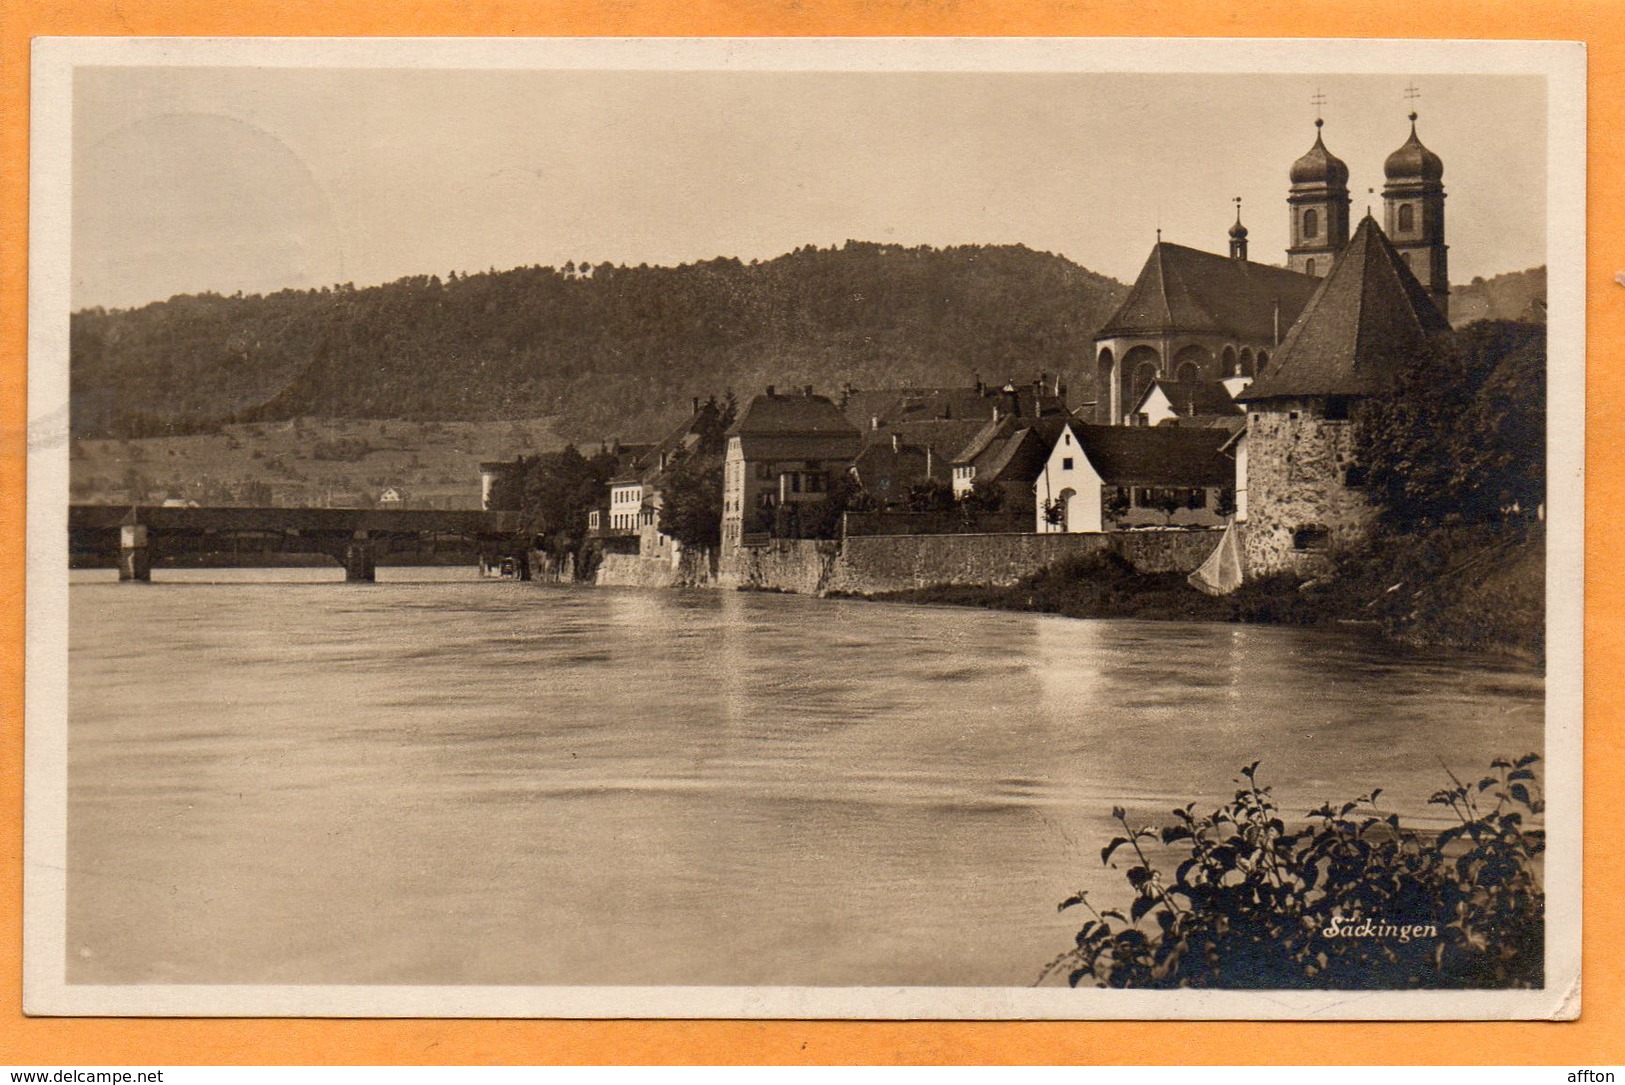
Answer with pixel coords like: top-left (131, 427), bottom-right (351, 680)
top-left (547, 205), bottom-right (1452, 587)
top-left (484, 111), bottom-right (1466, 588)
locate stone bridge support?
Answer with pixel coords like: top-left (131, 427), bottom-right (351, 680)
top-left (344, 531), bottom-right (377, 582)
top-left (118, 524), bottom-right (150, 582)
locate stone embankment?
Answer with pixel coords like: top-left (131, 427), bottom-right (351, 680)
top-left (714, 530), bottom-right (1221, 596)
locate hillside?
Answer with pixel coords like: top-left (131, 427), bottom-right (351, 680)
top-left (70, 241), bottom-right (1129, 444)
top-left (1450, 266), bottom-right (1546, 327)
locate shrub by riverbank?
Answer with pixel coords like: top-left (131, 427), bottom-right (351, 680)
top-left (831, 521), bottom-right (1544, 660)
top-left (1042, 756), bottom-right (1545, 989)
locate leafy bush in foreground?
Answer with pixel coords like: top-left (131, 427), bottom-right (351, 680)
top-left (1043, 756), bottom-right (1544, 989)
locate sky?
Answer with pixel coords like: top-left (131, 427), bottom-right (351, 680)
top-left (70, 66), bottom-right (1547, 312)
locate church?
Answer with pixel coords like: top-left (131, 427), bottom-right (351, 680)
top-left (1091, 109), bottom-right (1452, 432)
top-left (1089, 107), bottom-right (1456, 583)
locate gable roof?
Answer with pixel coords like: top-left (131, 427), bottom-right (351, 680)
top-left (1237, 216), bottom-right (1453, 402)
top-left (1132, 378), bottom-right (1242, 419)
top-left (618, 400), bottom-right (723, 487)
top-left (1066, 423), bottom-right (1234, 488)
top-left (980, 418), bottom-right (1072, 484)
top-left (1098, 242), bottom-right (1319, 343)
top-left (865, 418), bottom-right (990, 463)
top-left (731, 389), bottom-right (863, 462)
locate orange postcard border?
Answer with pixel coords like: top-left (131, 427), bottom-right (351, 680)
top-left (1, 0), bottom-right (1619, 1066)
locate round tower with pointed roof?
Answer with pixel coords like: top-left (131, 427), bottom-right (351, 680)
top-left (1286, 119), bottom-right (1352, 279)
top-left (1382, 111), bottom-right (1449, 320)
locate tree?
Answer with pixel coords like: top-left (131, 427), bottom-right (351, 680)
top-left (902, 476), bottom-right (955, 513)
top-left (960, 477), bottom-right (1006, 514)
top-left (1355, 321), bottom-right (1545, 529)
top-left (659, 451), bottom-right (724, 550)
top-left (518, 444), bottom-right (617, 543)
top-left (1153, 488), bottom-right (1184, 525)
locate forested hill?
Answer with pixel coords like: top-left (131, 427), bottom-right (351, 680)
top-left (1450, 266), bottom-right (1547, 327)
top-left (70, 241), bottom-right (1129, 442)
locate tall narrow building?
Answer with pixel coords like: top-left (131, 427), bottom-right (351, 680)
top-left (1285, 119), bottom-right (1352, 279)
top-left (1382, 111), bottom-right (1449, 320)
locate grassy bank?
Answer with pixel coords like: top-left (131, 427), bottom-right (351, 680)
top-left (833, 521), bottom-right (1544, 660)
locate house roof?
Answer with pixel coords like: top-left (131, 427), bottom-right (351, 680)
top-left (1237, 215), bottom-right (1452, 402)
top-left (1133, 378), bottom-right (1241, 419)
top-left (854, 442), bottom-right (936, 492)
top-left (974, 416), bottom-right (1071, 484)
top-left (1097, 242), bottom-right (1319, 343)
top-left (1068, 423), bottom-right (1234, 488)
top-left (841, 381), bottom-right (1069, 431)
top-left (731, 389), bottom-right (863, 462)
top-left (865, 418), bottom-right (990, 463)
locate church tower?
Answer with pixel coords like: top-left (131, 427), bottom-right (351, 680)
top-left (1382, 110), bottom-right (1449, 320)
top-left (1286, 119), bottom-right (1351, 279)
top-left (1228, 198), bottom-right (1249, 261)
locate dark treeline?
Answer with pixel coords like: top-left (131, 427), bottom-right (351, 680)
top-left (70, 241), bottom-right (1128, 443)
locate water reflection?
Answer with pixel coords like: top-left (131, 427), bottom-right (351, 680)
top-left (66, 573), bottom-right (1542, 987)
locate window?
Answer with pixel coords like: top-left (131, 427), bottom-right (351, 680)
top-left (1303, 208), bottom-right (1319, 239)
top-left (790, 473), bottom-right (802, 494)
top-left (1062, 457), bottom-right (1074, 471)
top-left (1324, 396), bottom-right (1351, 421)
top-left (1293, 525), bottom-right (1331, 551)
top-left (806, 473), bottom-right (827, 494)
top-left (1398, 203), bottom-right (1415, 232)
top-left (1343, 465), bottom-right (1368, 488)
top-left (1305, 258), bottom-right (1316, 277)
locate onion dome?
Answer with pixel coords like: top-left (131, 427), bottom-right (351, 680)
top-left (1384, 113), bottom-right (1444, 181)
top-left (1290, 119), bottom-right (1350, 186)
top-left (1228, 216), bottom-right (1249, 241)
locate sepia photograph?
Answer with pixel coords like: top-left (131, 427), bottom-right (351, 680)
top-left (23, 36), bottom-right (1584, 1019)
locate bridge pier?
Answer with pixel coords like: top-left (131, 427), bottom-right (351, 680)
top-left (118, 524), bottom-right (150, 582)
top-left (344, 532), bottom-right (376, 582)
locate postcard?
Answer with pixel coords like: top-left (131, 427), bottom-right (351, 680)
top-left (24, 35), bottom-right (1584, 1019)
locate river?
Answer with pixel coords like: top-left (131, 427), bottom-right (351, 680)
top-left (65, 567), bottom-right (1542, 987)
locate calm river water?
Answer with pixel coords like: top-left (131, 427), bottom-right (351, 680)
top-left (66, 567), bottom-right (1542, 987)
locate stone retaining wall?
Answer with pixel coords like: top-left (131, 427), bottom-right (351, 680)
top-left (713, 531), bottom-right (1221, 596)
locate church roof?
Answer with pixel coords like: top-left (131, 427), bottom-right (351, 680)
top-left (1097, 241), bottom-right (1319, 343)
top-left (1384, 116), bottom-right (1445, 182)
top-left (1290, 123), bottom-right (1351, 187)
top-left (1237, 215), bottom-right (1452, 402)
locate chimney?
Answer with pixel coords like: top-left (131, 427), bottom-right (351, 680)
top-left (804, 384), bottom-right (814, 397)
top-left (871, 415), bottom-right (880, 431)
top-left (891, 433), bottom-right (900, 452)
top-left (766, 385), bottom-right (776, 397)
top-left (692, 396), bottom-right (700, 414)
top-left (974, 373), bottom-right (984, 396)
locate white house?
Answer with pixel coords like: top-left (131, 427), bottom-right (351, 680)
top-left (607, 479), bottom-right (643, 534)
top-left (1127, 378), bottom-right (1244, 428)
top-left (1034, 422), bottom-right (1236, 533)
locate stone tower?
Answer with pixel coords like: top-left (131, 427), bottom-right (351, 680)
top-left (1235, 215), bottom-right (1452, 577)
top-left (1286, 119), bottom-right (1352, 280)
top-left (1382, 111), bottom-right (1449, 320)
